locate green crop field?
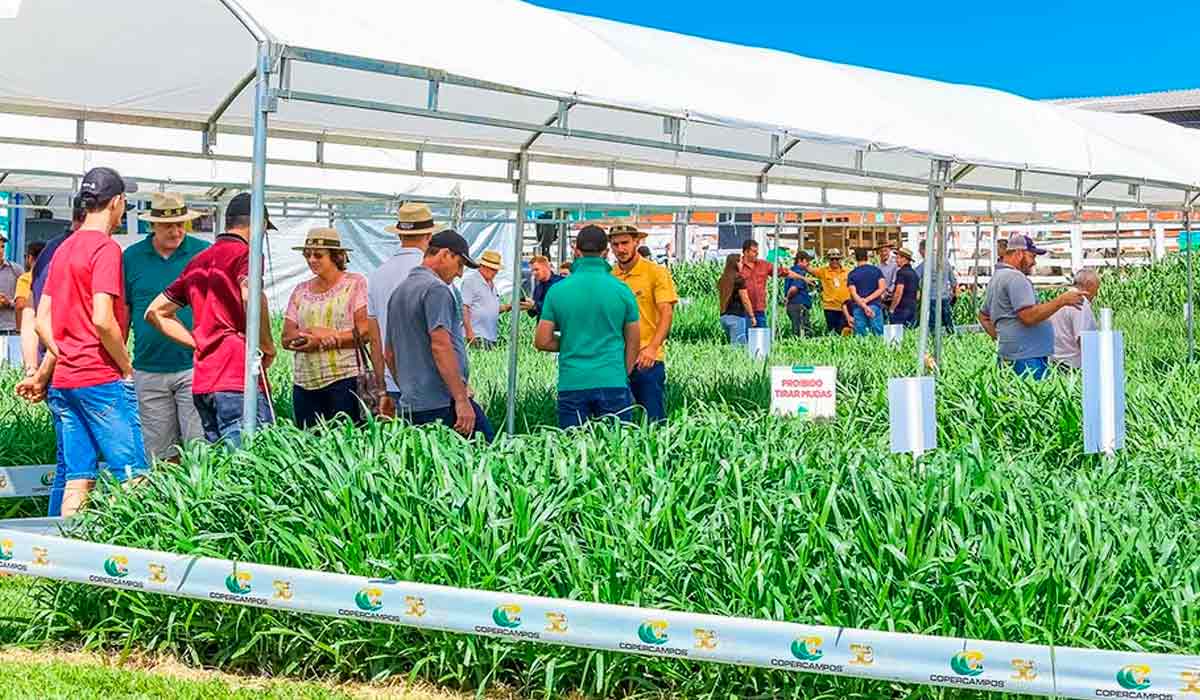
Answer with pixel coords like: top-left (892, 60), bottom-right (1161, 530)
top-left (2, 257), bottom-right (1199, 699)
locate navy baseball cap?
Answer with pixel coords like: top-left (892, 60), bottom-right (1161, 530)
top-left (430, 229), bottom-right (478, 268)
top-left (575, 225), bottom-right (608, 253)
top-left (227, 192), bottom-right (277, 230)
top-left (79, 167), bottom-right (136, 204)
top-left (1006, 233), bottom-right (1047, 255)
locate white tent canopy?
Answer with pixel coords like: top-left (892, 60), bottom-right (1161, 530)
top-left (2, 0), bottom-right (1197, 434)
top-left (1, 0), bottom-right (1198, 210)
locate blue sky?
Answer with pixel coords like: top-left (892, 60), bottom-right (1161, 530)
top-left (528, 0), bottom-right (1194, 100)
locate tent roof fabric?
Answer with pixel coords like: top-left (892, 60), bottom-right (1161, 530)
top-left (1, 0), bottom-right (1198, 198)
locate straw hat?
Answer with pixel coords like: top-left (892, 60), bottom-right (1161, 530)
top-left (478, 250), bottom-right (503, 271)
top-left (896, 247), bottom-right (915, 260)
top-left (826, 248), bottom-right (844, 259)
top-left (141, 192), bottom-right (202, 224)
top-left (607, 223), bottom-right (647, 240)
top-left (292, 227), bottom-right (352, 252)
top-left (384, 202), bottom-right (444, 236)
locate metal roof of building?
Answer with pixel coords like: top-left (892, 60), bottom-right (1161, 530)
top-left (1049, 88), bottom-right (1200, 114)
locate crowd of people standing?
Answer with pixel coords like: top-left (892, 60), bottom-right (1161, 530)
top-left (4, 166), bottom-right (1105, 520)
top-left (9, 169), bottom-right (684, 517)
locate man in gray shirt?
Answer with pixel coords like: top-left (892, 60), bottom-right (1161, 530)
top-left (1050, 269), bottom-right (1100, 369)
top-left (979, 233), bottom-right (1084, 380)
top-left (916, 240), bottom-right (958, 333)
top-left (461, 249), bottom-right (510, 349)
top-left (385, 230), bottom-right (493, 441)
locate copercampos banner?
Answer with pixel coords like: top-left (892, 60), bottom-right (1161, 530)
top-left (1, 527), bottom-right (1198, 698)
top-left (0, 465), bottom-right (55, 498)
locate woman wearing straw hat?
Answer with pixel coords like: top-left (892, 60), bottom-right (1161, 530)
top-left (461, 250), bottom-right (510, 350)
top-left (281, 228), bottom-right (369, 428)
top-left (124, 192), bottom-right (210, 463)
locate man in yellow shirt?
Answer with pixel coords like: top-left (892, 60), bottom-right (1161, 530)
top-left (609, 224), bottom-right (678, 423)
top-left (800, 248), bottom-right (852, 335)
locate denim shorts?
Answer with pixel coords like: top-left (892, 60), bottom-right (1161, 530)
top-left (47, 379), bottom-right (150, 483)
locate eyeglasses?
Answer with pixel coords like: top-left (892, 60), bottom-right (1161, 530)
top-left (303, 249), bottom-right (328, 259)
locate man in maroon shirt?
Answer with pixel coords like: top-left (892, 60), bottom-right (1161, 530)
top-left (738, 239), bottom-right (806, 328)
top-left (16, 167), bottom-right (148, 515)
top-left (145, 192), bottom-right (277, 448)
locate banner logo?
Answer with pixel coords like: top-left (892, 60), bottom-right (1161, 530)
top-left (0, 474), bottom-right (7, 489)
top-left (88, 554), bottom-right (143, 589)
top-left (492, 604), bottom-right (522, 629)
top-left (1011, 659), bottom-right (1038, 682)
top-left (405, 596), bottom-right (426, 618)
top-left (791, 636), bottom-right (824, 662)
top-left (1181, 671), bottom-right (1200, 694)
top-left (272, 580), bottom-right (293, 601)
top-left (41, 471), bottom-right (53, 487)
top-left (545, 612), bottom-right (568, 634)
top-left (1117, 664), bottom-right (1152, 691)
top-left (693, 629), bottom-right (718, 652)
top-left (103, 556), bottom-right (129, 578)
top-left (849, 644), bottom-right (875, 666)
top-left (0, 538), bottom-right (25, 572)
top-left (638, 620), bottom-right (670, 646)
top-left (620, 620), bottom-right (687, 657)
top-left (338, 586), bottom-right (403, 623)
top-left (32, 546), bottom-right (49, 566)
top-left (951, 651), bottom-right (985, 677)
top-left (355, 587), bottom-right (383, 612)
top-left (225, 571), bottom-right (252, 595)
top-left (148, 563), bottom-right (168, 584)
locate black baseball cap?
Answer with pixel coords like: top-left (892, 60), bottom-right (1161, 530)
top-left (78, 167), bottom-right (137, 204)
top-left (430, 229), bottom-right (478, 268)
top-left (576, 224), bottom-right (608, 253)
top-left (227, 192), bottom-right (277, 230)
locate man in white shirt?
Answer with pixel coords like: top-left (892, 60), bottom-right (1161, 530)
top-left (461, 250), bottom-right (510, 349)
top-left (367, 202), bottom-right (440, 417)
top-left (1050, 269), bottom-right (1100, 369)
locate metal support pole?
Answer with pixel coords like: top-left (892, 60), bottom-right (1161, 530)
top-left (241, 41), bottom-right (272, 440)
top-left (1113, 207), bottom-right (1121, 275)
top-left (505, 152), bottom-right (530, 434)
top-left (1186, 193), bottom-right (1194, 363)
top-left (769, 218), bottom-right (780, 345)
top-left (917, 160), bottom-right (949, 376)
top-left (932, 209), bottom-right (947, 367)
top-left (970, 219), bottom-right (982, 317)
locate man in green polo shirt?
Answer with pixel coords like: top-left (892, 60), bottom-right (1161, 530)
top-left (534, 225), bottom-right (640, 429)
top-left (124, 192), bottom-right (210, 462)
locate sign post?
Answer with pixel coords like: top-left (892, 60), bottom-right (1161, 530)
top-left (770, 366), bottom-right (836, 418)
top-left (888, 377), bottom-right (937, 457)
top-left (1082, 308), bottom-right (1125, 456)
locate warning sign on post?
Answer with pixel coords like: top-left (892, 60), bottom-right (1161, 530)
top-left (770, 366), bottom-right (837, 418)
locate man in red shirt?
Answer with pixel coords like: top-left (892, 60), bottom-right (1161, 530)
top-left (16, 167), bottom-right (148, 516)
top-left (738, 239), bottom-right (806, 328)
top-left (145, 192), bottom-right (278, 448)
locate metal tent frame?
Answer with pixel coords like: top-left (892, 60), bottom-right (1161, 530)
top-left (2, 2), bottom-right (1197, 436)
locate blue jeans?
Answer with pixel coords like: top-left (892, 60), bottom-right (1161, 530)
top-left (891, 307), bottom-right (918, 328)
top-left (629, 361), bottom-right (667, 424)
top-left (293, 377), bottom-right (363, 429)
top-left (853, 303), bottom-right (885, 336)
top-left (558, 387), bottom-right (635, 429)
top-left (47, 406), bottom-right (65, 517)
top-left (407, 398), bottom-right (494, 442)
top-left (753, 311), bottom-right (767, 328)
top-left (720, 314), bottom-right (748, 345)
top-left (47, 380), bottom-right (149, 483)
top-left (193, 391), bottom-right (275, 449)
top-left (1009, 357), bottom-right (1050, 380)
